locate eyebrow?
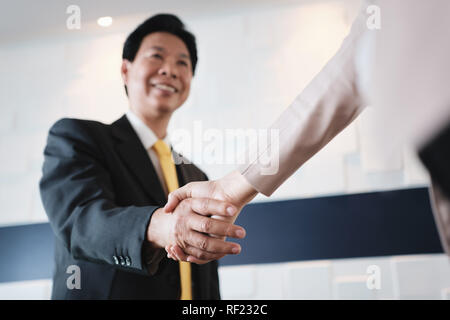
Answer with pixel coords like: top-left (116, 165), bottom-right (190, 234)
top-left (150, 46), bottom-right (165, 52)
top-left (149, 46), bottom-right (190, 59)
top-left (179, 53), bottom-right (189, 59)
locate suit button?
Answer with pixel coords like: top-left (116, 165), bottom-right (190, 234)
top-left (119, 256), bottom-right (126, 266)
top-left (113, 255), bottom-right (119, 265)
top-left (125, 256), bottom-right (131, 266)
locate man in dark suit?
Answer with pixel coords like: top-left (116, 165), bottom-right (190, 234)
top-left (39, 14), bottom-right (245, 300)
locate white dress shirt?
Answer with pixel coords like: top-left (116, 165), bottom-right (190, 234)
top-left (126, 110), bottom-right (172, 197)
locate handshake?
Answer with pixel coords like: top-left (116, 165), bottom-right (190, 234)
top-left (146, 171), bottom-right (258, 264)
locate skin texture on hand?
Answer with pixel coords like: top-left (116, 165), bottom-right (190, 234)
top-left (146, 197), bottom-right (247, 263)
top-left (163, 170), bottom-right (258, 263)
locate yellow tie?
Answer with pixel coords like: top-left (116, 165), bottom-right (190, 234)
top-left (152, 139), bottom-right (192, 300)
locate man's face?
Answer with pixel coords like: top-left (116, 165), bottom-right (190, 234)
top-left (122, 32), bottom-right (193, 118)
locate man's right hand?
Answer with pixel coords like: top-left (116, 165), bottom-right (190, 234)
top-left (162, 171), bottom-right (258, 263)
top-left (146, 197), bottom-right (246, 264)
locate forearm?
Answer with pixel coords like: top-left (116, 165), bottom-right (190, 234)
top-left (45, 197), bottom-right (158, 274)
top-left (239, 10), bottom-right (367, 196)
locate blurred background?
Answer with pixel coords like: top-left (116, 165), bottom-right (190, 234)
top-left (1, 0), bottom-right (449, 299)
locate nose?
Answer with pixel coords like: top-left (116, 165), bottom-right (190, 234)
top-left (158, 60), bottom-right (177, 79)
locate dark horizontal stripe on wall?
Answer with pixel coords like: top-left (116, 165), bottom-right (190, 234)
top-left (0, 223), bottom-right (54, 283)
top-left (220, 187), bottom-right (443, 266)
top-left (0, 187), bottom-right (444, 283)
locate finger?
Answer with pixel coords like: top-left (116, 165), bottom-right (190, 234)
top-left (186, 254), bottom-right (227, 265)
top-left (189, 198), bottom-right (237, 217)
top-left (167, 252), bottom-right (175, 260)
top-left (189, 214), bottom-right (246, 239)
top-left (164, 183), bottom-right (195, 213)
top-left (164, 194), bottom-right (180, 214)
top-left (164, 181), bottom-right (214, 213)
top-left (171, 245), bottom-right (188, 261)
top-left (182, 245), bottom-right (227, 263)
top-left (186, 231), bottom-right (241, 255)
top-left (167, 247), bottom-right (176, 260)
top-left (165, 245), bottom-right (176, 260)
top-left (170, 245), bottom-right (186, 261)
top-left (186, 256), bottom-right (212, 264)
top-left (167, 246), bottom-right (178, 261)
top-left (171, 245), bottom-right (226, 264)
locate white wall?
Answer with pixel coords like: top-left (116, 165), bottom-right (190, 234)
top-left (0, 0), bottom-right (443, 299)
top-left (219, 254), bottom-right (450, 300)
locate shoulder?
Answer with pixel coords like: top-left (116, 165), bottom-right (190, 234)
top-left (49, 118), bottom-right (108, 136)
top-left (46, 118), bottom-right (112, 156)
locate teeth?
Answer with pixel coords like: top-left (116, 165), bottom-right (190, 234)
top-left (154, 83), bottom-right (176, 93)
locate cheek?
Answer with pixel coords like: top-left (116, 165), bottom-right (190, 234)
top-left (132, 62), bottom-right (156, 86)
top-left (180, 77), bottom-right (192, 100)
top-left (128, 71), bottom-right (146, 93)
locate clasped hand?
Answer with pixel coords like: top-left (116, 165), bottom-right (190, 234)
top-left (147, 196), bottom-right (246, 264)
top-left (161, 171), bottom-right (258, 264)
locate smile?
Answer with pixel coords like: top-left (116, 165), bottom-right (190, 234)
top-left (152, 83), bottom-right (178, 93)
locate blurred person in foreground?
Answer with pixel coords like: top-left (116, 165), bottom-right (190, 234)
top-left (164, 0), bottom-right (450, 263)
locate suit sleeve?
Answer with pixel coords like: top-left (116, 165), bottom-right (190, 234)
top-left (39, 118), bottom-right (158, 275)
top-left (239, 10), bottom-right (367, 196)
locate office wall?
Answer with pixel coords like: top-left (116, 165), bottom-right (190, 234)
top-left (1, 0), bottom-right (448, 299)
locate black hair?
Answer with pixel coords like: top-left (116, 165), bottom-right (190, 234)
top-left (122, 14), bottom-right (197, 95)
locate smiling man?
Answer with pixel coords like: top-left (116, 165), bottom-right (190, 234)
top-left (39, 14), bottom-right (245, 300)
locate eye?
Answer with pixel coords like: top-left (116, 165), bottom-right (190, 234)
top-left (178, 60), bottom-right (188, 67)
top-left (152, 53), bottom-right (163, 59)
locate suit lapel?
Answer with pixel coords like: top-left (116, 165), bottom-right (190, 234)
top-left (111, 115), bottom-right (167, 205)
top-left (173, 150), bottom-right (188, 187)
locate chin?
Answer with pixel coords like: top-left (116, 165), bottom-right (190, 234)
top-left (144, 97), bottom-right (177, 114)
top-left (156, 104), bottom-right (174, 114)
top-left (152, 101), bottom-right (182, 115)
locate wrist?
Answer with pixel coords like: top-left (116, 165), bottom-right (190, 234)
top-left (146, 207), bottom-right (170, 249)
top-left (219, 170), bottom-right (258, 208)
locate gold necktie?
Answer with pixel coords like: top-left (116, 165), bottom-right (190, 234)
top-left (152, 139), bottom-right (192, 300)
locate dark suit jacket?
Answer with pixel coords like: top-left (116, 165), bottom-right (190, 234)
top-left (39, 115), bottom-right (220, 300)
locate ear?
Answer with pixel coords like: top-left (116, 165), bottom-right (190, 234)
top-left (121, 59), bottom-right (131, 85)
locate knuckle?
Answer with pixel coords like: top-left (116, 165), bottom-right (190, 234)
top-left (221, 203), bottom-right (229, 215)
top-left (201, 198), bottom-right (210, 213)
top-left (198, 238), bottom-right (208, 250)
top-left (224, 223), bottom-right (232, 234)
top-left (201, 219), bottom-right (212, 233)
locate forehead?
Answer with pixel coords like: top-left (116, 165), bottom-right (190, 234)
top-left (138, 32), bottom-right (190, 57)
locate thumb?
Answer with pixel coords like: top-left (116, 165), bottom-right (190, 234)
top-left (164, 184), bottom-right (193, 213)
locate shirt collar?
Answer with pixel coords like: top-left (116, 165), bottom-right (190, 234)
top-left (126, 110), bottom-right (171, 150)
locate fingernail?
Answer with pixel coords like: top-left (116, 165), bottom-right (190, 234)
top-left (232, 246), bottom-right (240, 254)
top-left (227, 206), bottom-right (236, 215)
top-left (235, 229), bottom-right (245, 238)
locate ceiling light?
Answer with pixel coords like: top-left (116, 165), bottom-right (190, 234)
top-left (97, 16), bottom-right (113, 27)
